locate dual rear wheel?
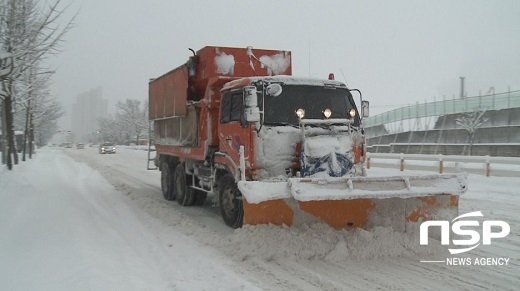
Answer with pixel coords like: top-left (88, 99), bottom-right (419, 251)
top-left (160, 162), bottom-right (243, 228)
top-left (161, 163), bottom-right (175, 201)
top-left (161, 162), bottom-right (207, 206)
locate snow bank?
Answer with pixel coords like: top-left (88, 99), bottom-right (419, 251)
top-left (226, 223), bottom-right (442, 262)
top-left (0, 150), bottom-right (260, 291)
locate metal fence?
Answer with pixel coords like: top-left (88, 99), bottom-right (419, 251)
top-left (366, 152), bottom-right (520, 177)
top-left (364, 90), bottom-right (520, 128)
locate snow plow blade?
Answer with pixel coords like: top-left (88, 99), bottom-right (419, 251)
top-left (237, 173), bottom-right (467, 232)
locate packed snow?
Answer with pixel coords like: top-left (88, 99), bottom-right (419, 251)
top-left (1, 147), bottom-right (518, 290)
top-left (0, 149), bottom-right (258, 291)
top-left (215, 51), bottom-right (235, 76)
top-left (258, 52), bottom-right (291, 76)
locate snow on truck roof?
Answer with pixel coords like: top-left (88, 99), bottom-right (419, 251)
top-left (221, 75), bottom-right (348, 92)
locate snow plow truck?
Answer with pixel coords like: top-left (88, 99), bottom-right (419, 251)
top-left (149, 46), bottom-right (467, 233)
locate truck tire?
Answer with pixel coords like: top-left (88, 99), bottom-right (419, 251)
top-left (161, 163), bottom-right (175, 201)
top-left (218, 174), bottom-right (243, 229)
top-left (174, 164), bottom-right (196, 206)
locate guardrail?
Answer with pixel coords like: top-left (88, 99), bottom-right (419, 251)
top-left (366, 152), bottom-right (520, 177)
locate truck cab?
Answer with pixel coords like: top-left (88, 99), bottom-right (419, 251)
top-left (218, 76), bottom-right (368, 181)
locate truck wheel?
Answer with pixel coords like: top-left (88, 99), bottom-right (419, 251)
top-left (174, 164), bottom-right (196, 206)
top-left (218, 174), bottom-right (243, 229)
top-left (161, 163), bottom-right (175, 201)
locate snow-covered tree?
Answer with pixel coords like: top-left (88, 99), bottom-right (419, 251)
top-left (0, 0), bottom-right (73, 169)
top-left (96, 100), bottom-right (149, 146)
top-left (115, 99), bottom-right (148, 145)
top-left (98, 115), bottom-right (124, 144)
top-left (12, 67), bottom-right (63, 160)
top-left (456, 110), bottom-right (487, 155)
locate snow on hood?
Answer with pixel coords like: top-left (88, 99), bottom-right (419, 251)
top-left (301, 134), bottom-right (356, 178)
top-left (304, 135), bottom-right (353, 158)
top-left (254, 125), bottom-right (359, 180)
top-left (255, 126), bottom-right (301, 179)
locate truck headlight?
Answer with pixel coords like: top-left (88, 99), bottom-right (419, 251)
top-left (323, 108), bottom-right (332, 118)
top-left (349, 108), bottom-right (356, 118)
top-left (296, 108), bottom-right (305, 119)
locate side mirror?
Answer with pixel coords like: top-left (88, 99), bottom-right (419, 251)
top-left (244, 86), bottom-right (260, 122)
top-left (361, 100), bottom-right (369, 118)
top-left (266, 83), bottom-right (282, 96)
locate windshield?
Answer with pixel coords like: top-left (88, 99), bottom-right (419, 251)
top-left (103, 142), bottom-right (114, 146)
top-left (260, 84), bottom-right (360, 127)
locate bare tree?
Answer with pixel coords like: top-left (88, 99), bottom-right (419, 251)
top-left (0, 0), bottom-right (74, 169)
top-left (456, 110), bottom-right (487, 155)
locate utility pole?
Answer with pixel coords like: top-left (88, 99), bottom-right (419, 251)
top-left (460, 77), bottom-right (466, 99)
top-left (22, 99), bottom-right (30, 161)
top-left (1, 101), bottom-right (6, 164)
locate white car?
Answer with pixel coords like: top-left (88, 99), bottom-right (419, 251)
top-left (99, 142), bottom-right (116, 154)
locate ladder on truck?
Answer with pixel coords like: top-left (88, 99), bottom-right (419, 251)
top-left (147, 121), bottom-right (157, 170)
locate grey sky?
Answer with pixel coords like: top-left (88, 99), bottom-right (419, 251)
top-left (49, 0), bottom-right (520, 128)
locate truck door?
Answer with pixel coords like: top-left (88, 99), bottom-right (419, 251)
top-left (218, 89), bottom-right (250, 175)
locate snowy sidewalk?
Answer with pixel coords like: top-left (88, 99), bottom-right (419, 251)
top-left (0, 150), bottom-right (259, 291)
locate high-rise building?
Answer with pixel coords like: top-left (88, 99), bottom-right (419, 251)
top-left (70, 87), bottom-right (108, 142)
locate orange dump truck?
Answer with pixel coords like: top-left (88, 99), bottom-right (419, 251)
top-left (149, 46), bottom-right (467, 231)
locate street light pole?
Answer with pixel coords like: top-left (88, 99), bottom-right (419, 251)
top-left (487, 87), bottom-right (495, 110)
top-left (460, 77), bottom-right (466, 99)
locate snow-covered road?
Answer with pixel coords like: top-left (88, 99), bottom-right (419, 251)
top-left (1, 147), bottom-right (518, 290)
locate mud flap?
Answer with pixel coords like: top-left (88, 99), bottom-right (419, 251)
top-left (238, 173), bottom-right (466, 233)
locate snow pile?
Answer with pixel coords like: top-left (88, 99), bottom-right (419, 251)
top-left (255, 126), bottom-right (302, 179)
top-left (258, 52), bottom-right (291, 75)
top-left (215, 51), bottom-right (235, 76)
top-left (301, 134), bottom-right (355, 178)
top-left (304, 135), bottom-right (353, 158)
top-left (238, 180), bottom-right (290, 203)
top-left (0, 150), bottom-right (261, 291)
top-left (254, 125), bottom-right (358, 180)
top-left (227, 223), bottom-right (442, 263)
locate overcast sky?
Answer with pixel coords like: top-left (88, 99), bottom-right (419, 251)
top-left (48, 0), bottom-right (520, 129)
